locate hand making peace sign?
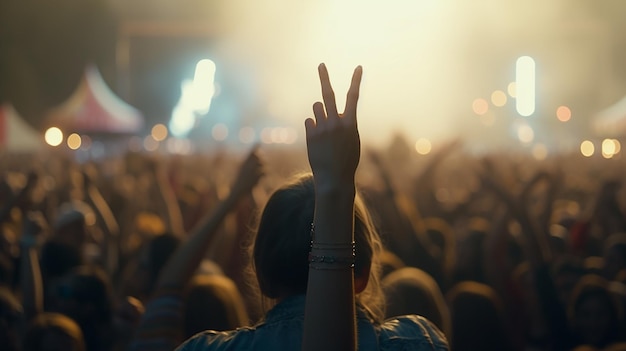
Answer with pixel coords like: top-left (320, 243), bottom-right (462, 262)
top-left (305, 64), bottom-right (363, 190)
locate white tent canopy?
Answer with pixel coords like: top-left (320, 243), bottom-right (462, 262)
top-left (0, 103), bottom-right (42, 152)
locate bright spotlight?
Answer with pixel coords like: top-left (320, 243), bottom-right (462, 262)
top-left (516, 56), bottom-right (536, 117)
top-left (44, 127), bottom-right (63, 147)
top-left (168, 59), bottom-right (217, 138)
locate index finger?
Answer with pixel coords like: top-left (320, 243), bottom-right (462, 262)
top-left (343, 66), bottom-right (362, 122)
top-left (318, 63), bottom-right (339, 119)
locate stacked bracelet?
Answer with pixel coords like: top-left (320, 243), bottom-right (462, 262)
top-left (308, 223), bottom-right (355, 270)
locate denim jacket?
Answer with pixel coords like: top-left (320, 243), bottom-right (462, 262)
top-left (176, 295), bottom-right (449, 351)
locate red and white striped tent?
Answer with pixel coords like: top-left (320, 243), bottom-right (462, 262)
top-left (0, 103), bottom-right (42, 152)
top-left (45, 65), bottom-right (144, 135)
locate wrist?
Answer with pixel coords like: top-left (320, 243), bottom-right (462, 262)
top-left (314, 180), bottom-right (356, 198)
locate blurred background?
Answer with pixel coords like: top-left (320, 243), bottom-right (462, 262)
top-left (2, 0), bottom-right (626, 157)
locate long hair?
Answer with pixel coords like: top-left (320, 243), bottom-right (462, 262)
top-left (250, 174), bottom-right (385, 322)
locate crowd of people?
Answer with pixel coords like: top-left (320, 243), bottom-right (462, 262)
top-left (1, 64), bottom-right (626, 350)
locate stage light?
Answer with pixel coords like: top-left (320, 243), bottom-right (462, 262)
top-left (44, 127), bottom-right (63, 147)
top-left (516, 56), bottom-right (535, 117)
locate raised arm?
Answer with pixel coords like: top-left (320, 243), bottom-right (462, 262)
top-left (154, 148), bottom-right (263, 291)
top-left (19, 211), bottom-right (46, 321)
top-left (81, 168), bottom-right (121, 275)
top-left (131, 149), bottom-right (263, 351)
top-left (302, 64), bottom-right (362, 351)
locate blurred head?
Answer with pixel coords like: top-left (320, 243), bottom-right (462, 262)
top-left (251, 174), bottom-right (385, 321)
top-left (23, 313), bottom-right (85, 351)
top-left (41, 241), bottom-right (83, 281)
top-left (569, 275), bottom-right (623, 348)
top-left (552, 255), bottom-right (586, 306)
top-left (53, 201), bottom-right (94, 248)
top-left (382, 267), bottom-right (451, 337)
top-left (447, 281), bottom-right (513, 351)
top-left (424, 216), bottom-right (456, 283)
top-left (183, 274), bottom-right (249, 338)
top-left (125, 232), bottom-right (181, 300)
top-left (604, 233), bottom-right (626, 281)
top-left (604, 343), bottom-right (626, 351)
top-left (51, 266), bottom-right (113, 327)
top-left (453, 218), bottom-right (489, 283)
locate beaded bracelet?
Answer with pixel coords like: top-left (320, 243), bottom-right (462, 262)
top-left (308, 223), bottom-right (356, 270)
top-left (308, 253), bottom-right (355, 270)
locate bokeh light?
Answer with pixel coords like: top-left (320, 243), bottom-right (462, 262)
top-left (602, 138), bottom-right (619, 158)
top-left (81, 135), bottom-right (92, 150)
top-left (517, 124), bottom-right (534, 143)
top-left (507, 82), bottom-right (517, 98)
top-left (44, 127), bottom-right (63, 147)
top-left (239, 127), bottom-right (256, 144)
top-left (143, 136), bottom-right (159, 151)
top-left (613, 139), bottom-right (621, 154)
top-left (472, 98), bottom-right (489, 115)
top-left (166, 138), bottom-right (192, 154)
top-left (556, 106), bottom-right (572, 122)
top-left (212, 123), bottom-right (229, 141)
top-left (532, 143), bottom-right (548, 160)
top-left (67, 133), bottom-right (82, 150)
top-left (580, 140), bottom-right (594, 157)
top-left (491, 90), bottom-right (507, 107)
top-left (151, 124), bottom-right (168, 142)
top-left (415, 138), bottom-right (432, 155)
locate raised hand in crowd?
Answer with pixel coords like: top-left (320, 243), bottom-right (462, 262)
top-left (302, 63), bottom-right (363, 351)
top-left (131, 147), bottom-right (263, 351)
